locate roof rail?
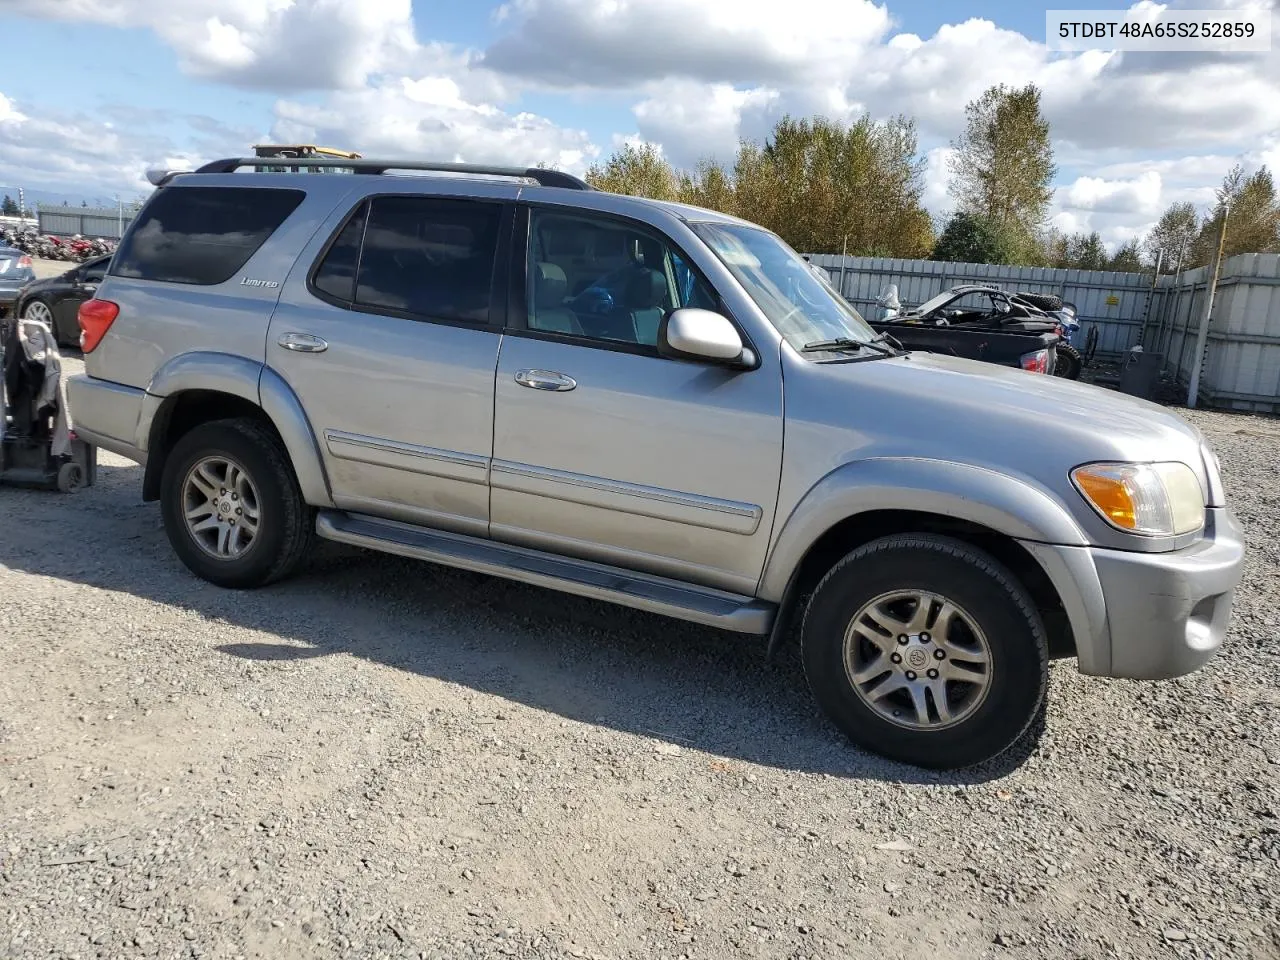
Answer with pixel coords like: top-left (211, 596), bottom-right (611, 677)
top-left (192, 157), bottom-right (593, 190)
top-left (145, 167), bottom-right (192, 187)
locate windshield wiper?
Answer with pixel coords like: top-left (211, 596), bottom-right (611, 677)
top-left (870, 332), bottom-right (906, 352)
top-left (801, 337), bottom-right (866, 353)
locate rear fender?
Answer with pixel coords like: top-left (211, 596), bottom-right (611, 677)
top-left (136, 351), bottom-right (332, 507)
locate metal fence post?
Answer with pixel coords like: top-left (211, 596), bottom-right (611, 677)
top-left (1187, 205), bottom-right (1230, 409)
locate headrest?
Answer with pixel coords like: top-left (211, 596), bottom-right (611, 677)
top-left (623, 267), bottom-right (666, 310)
top-left (533, 262), bottom-right (568, 309)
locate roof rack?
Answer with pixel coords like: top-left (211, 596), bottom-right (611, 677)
top-left (189, 157), bottom-right (593, 190)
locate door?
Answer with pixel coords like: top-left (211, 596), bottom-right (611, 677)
top-left (490, 206), bottom-right (784, 595)
top-left (267, 193), bottom-right (512, 536)
top-left (51, 255), bottom-right (110, 338)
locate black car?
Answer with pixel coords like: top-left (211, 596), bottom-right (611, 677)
top-left (867, 283), bottom-right (1067, 377)
top-left (10, 253), bottom-right (111, 347)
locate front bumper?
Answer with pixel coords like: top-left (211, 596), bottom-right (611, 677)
top-left (1021, 506), bottom-right (1245, 680)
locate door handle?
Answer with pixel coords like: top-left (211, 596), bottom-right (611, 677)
top-left (277, 333), bottom-right (329, 353)
top-left (514, 369), bottom-right (577, 392)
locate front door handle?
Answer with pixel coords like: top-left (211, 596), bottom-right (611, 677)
top-left (277, 333), bottom-right (329, 353)
top-left (514, 369), bottom-right (577, 392)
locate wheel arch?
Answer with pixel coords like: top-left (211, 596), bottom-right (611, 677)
top-left (761, 459), bottom-right (1089, 662)
top-left (137, 352), bottom-right (332, 507)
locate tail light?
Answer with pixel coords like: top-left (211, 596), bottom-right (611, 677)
top-left (1019, 348), bottom-right (1050, 374)
top-left (78, 298), bottom-right (119, 353)
top-left (18, 255), bottom-right (31, 268)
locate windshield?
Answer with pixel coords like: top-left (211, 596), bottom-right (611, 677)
top-left (692, 222), bottom-right (878, 351)
top-left (910, 290), bottom-right (959, 316)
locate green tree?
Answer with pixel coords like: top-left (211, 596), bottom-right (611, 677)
top-left (589, 114), bottom-right (935, 258)
top-left (1189, 165), bottom-right (1280, 267)
top-left (1107, 238), bottom-right (1144, 272)
top-left (948, 83), bottom-right (1057, 261)
top-left (1143, 201), bottom-right (1199, 271)
top-left (931, 212), bottom-right (1018, 264)
top-left (584, 142), bottom-right (678, 201)
top-left (738, 113), bottom-right (934, 257)
top-left (1069, 231), bottom-right (1108, 270)
top-left (676, 159), bottom-right (735, 213)
top-left (1, 195), bottom-right (17, 216)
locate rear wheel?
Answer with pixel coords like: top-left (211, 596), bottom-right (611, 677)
top-left (801, 534), bottom-right (1049, 770)
top-left (1054, 342), bottom-right (1083, 379)
top-left (160, 418), bottom-right (314, 588)
top-left (22, 299), bottom-right (65, 346)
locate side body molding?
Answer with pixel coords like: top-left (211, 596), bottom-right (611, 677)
top-left (135, 351), bottom-right (333, 508)
top-left (758, 457), bottom-right (1091, 602)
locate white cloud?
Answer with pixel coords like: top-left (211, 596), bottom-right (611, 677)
top-left (632, 82), bottom-right (778, 167)
top-left (1060, 171), bottom-right (1164, 215)
top-left (0, 94), bottom-right (226, 196)
top-left (13, 0), bottom-right (420, 92)
top-left (921, 147), bottom-right (954, 217)
top-left (483, 0), bottom-right (892, 87)
top-left (270, 76), bottom-right (597, 174)
top-left (0, 93), bottom-right (27, 124)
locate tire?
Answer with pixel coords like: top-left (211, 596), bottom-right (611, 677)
top-left (801, 534), bottom-right (1049, 770)
top-left (21, 299), bottom-right (65, 346)
top-left (1084, 325), bottom-right (1099, 365)
top-left (160, 418), bottom-right (314, 588)
top-left (1053, 342), bottom-right (1083, 379)
top-left (1016, 292), bottom-right (1063, 312)
top-left (56, 461), bottom-right (85, 492)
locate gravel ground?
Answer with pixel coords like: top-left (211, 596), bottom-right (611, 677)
top-left (2, 357), bottom-right (1278, 960)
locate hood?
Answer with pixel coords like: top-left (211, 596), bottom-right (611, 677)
top-left (787, 348), bottom-right (1211, 516)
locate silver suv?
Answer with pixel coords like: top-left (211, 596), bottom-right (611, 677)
top-left (67, 158), bottom-right (1244, 770)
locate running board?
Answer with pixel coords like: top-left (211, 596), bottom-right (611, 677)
top-left (315, 511), bottom-right (775, 635)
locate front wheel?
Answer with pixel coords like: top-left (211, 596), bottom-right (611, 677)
top-left (801, 534), bottom-right (1049, 770)
top-left (160, 418), bottom-right (314, 588)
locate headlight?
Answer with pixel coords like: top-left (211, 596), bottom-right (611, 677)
top-left (1071, 462), bottom-right (1205, 537)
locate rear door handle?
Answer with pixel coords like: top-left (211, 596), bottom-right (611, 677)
top-left (277, 333), bottom-right (328, 353)
top-left (514, 369), bottom-right (577, 392)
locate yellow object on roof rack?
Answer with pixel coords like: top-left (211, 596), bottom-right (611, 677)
top-left (251, 144), bottom-right (363, 173)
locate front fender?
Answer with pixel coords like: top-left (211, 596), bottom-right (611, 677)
top-left (135, 351), bottom-right (333, 508)
top-left (758, 457), bottom-right (1089, 601)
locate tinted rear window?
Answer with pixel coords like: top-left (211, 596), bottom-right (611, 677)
top-left (112, 186), bottom-right (304, 285)
top-left (311, 202), bottom-right (368, 303)
top-left (352, 196), bottom-right (501, 324)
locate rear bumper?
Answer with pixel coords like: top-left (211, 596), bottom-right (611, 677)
top-left (1021, 506), bottom-right (1245, 680)
top-left (65, 373), bottom-right (148, 464)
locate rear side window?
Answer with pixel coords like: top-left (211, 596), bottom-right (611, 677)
top-left (112, 186), bottom-right (304, 285)
top-left (310, 195), bottom-right (501, 326)
top-left (311, 202), bottom-right (368, 302)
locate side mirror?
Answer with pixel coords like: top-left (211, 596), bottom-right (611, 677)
top-left (658, 308), bottom-right (753, 367)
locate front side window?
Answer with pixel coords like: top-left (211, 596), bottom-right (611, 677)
top-left (352, 196), bottom-right (501, 325)
top-left (692, 222), bottom-right (880, 353)
top-left (112, 186), bottom-right (304, 285)
top-left (526, 208), bottom-right (718, 347)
